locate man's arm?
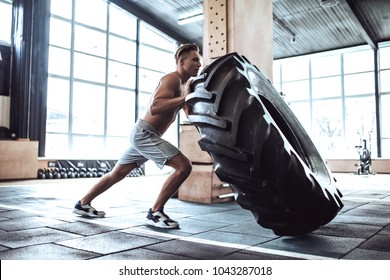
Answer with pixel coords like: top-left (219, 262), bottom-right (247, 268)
top-left (149, 74), bottom-right (185, 116)
top-left (182, 79), bottom-right (193, 117)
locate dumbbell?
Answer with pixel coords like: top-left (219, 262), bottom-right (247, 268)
top-left (52, 168), bottom-right (61, 179)
top-left (67, 168), bottom-right (76, 178)
top-left (45, 168), bottom-right (54, 179)
top-left (79, 168), bottom-right (87, 178)
top-left (37, 168), bottom-right (46, 179)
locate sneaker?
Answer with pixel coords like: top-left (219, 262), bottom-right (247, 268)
top-left (145, 208), bottom-right (179, 229)
top-left (73, 201), bottom-right (106, 218)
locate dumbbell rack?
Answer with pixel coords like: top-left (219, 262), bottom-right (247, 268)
top-left (37, 159), bottom-right (144, 179)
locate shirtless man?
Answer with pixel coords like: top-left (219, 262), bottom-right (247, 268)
top-left (73, 44), bottom-right (202, 228)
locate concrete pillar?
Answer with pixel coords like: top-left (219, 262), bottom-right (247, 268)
top-left (203, 0), bottom-right (273, 81)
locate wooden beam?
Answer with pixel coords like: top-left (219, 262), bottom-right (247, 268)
top-left (206, 0), bottom-right (227, 58)
top-left (344, 0), bottom-right (377, 50)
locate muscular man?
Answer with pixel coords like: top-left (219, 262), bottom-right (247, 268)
top-left (73, 44), bottom-right (202, 228)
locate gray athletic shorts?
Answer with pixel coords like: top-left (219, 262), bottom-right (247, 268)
top-left (118, 119), bottom-right (181, 169)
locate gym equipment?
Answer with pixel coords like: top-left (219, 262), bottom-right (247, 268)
top-left (37, 168), bottom-right (46, 179)
top-left (355, 139), bottom-right (372, 175)
top-left (37, 160), bottom-right (145, 179)
top-left (186, 52), bottom-right (343, 236)
top-left (52, 168), bottom-right (61, 179)
top-left (0, 126), bottom-right (11, 139)
top-left (79, 168), bottom-right (87, 178)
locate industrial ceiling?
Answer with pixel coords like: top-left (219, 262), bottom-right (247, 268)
top-left (119, 0), bottom-right (390, 59)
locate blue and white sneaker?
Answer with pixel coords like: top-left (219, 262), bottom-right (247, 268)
top-left (73, 201), bottom-right (106, 218)
top-left (145, 208), bottom-right (179, 228)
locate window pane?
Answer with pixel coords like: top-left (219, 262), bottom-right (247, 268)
top-left (380, 70), bottom-right (390, 93)
top-left (312, 99), bottom-right (343, 157)
top-left (109, 4), bottom-right (137, 39)
top-left (140, 22), bottom-right (176, 50)
top-left (49, 18), bottom-right (71, 49)
top-left (75, 0), bottom-right (107, 30)
top-left (45, 0), bottom-right (180, 161)
top-left (272, 61), bottom-right (281, 84)
top-left (45, 134), bottom-right (69, 158)
top-left (273, 82), bottom-right (282, 93)
top-left (72, 82), bottom-right (105, 135)
top-left (344, 49), bottom-right (374, 74)
top-left (273, 44), bottom-right (390, 159)
top-left (46, 77), bottom-right (69, 133)
top-left (288, 101), bottom-right (311, 132)
top-left (139, 45), bottom-right (175, 72)
top-left (72, 135), bottom-right (105, 158)
top-left (312, 76), bottom-right (341, 99)
top-left (311, 54), bottom-right (340, 77)
top-left (50, 0), bottom-right (72, 19)
top-left (344, 96), bottom-right (376, 157)
top-left (381, 94), bottom-right (390, 157)
top-left (108, 61), bottom-right (136, 88)
top-left (107, 87), bottom-right (135, 137)
top-left (381, 94), bottom-right (390, 139)
top-left (138, 92), bottom-right (152, 119)
top-left (48, 46), bottom-right (70, 77)
top-left (105, 137), bottom-right (130, 159)
top-left (282, 80), bottom-right (309, 102)
top-left (109, 35), bottom-right (136, 64)
top-left (73, 52), bottom-right (106, 83)
top-left (344, 72), bottom-right (375, 96)
top-left (139, 68), bottom-right (163, 93)
top-left (0, 2), bottom-right (12, 43)
top-left (381, 139), bottom-right (390, 158)
top-left (380, 46), bottom-right (390, 69)
top-left (281, 58), bottom-right (309, 81)
top-left (74, 25), bottom-right (107, 57)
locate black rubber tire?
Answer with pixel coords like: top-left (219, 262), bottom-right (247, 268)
top-left (186, 53), bottom-right (344, 236)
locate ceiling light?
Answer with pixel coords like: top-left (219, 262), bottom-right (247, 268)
top-left (320, 0), bottom-right (339, 8)
top-left (178, 13), bottom-right (203, 25)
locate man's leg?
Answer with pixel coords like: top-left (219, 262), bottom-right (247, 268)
top-left (151, 153), bottom-right (192, 212)
top-left (145, 153), bottom-right (191, 228)
top-left (74, 162), bottom-right (138, 218)
top-left (79, 162), bottom-right (139, 205)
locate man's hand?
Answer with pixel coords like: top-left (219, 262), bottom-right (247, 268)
top-left (182, 79), bottom-right (194, 117)
top-left (183, 78), bottom-right (194, 97)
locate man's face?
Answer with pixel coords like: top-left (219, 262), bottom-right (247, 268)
top-left (182, 50), bottom-right (202, 77)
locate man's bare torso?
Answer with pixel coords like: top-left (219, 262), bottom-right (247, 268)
top-left (142, 72), bottom-right (184, 134)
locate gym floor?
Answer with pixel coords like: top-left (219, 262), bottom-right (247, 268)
top-left (0, 173), bottom-right (389, 260)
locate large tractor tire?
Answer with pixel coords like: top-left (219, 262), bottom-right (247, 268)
top-left (185, 53), bottom-right (343, 236)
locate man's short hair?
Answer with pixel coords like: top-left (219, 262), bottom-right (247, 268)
top-left (174, 43), bottom-right (199, 63)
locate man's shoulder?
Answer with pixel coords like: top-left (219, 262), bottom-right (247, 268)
top-left (162, 71), bottom-right (180, 78)
top-left (161, 72), bottom-right (181, 84)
